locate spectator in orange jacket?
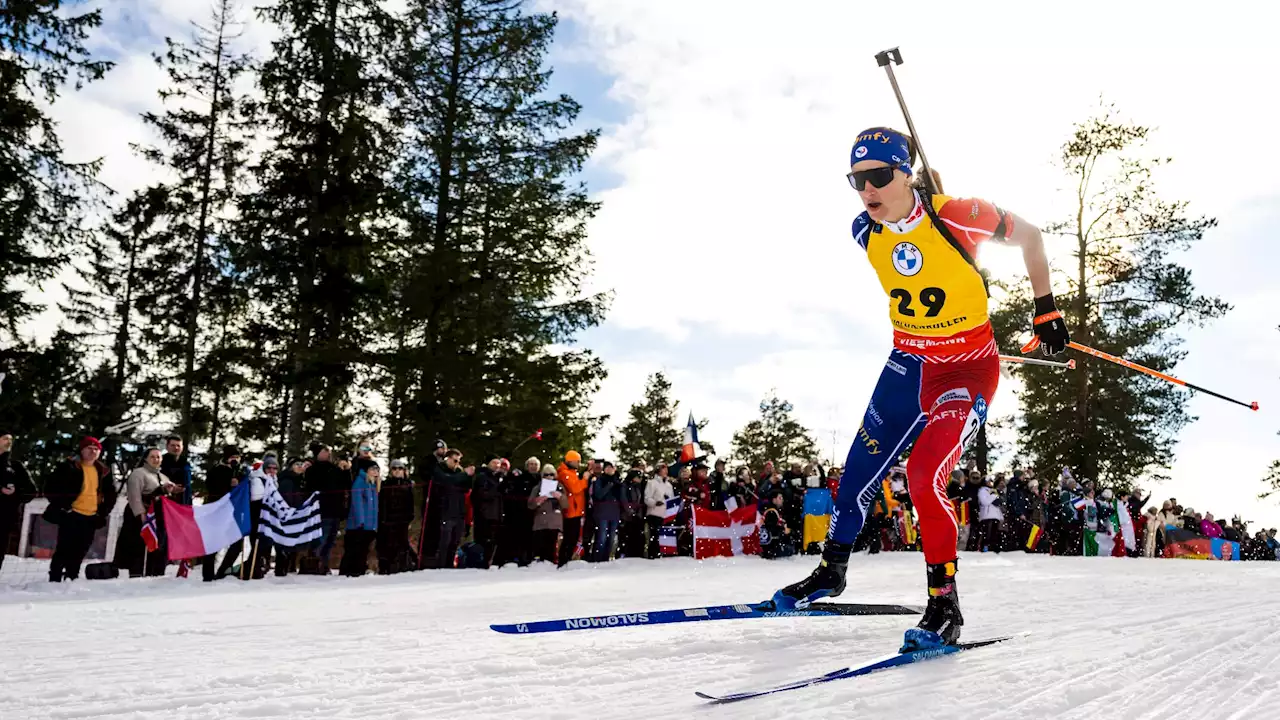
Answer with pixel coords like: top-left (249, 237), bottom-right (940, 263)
top-left (557, 450), bottom-right (586, 567)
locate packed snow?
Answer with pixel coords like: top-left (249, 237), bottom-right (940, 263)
top-left (2, 552), bottom-right (1277, 719)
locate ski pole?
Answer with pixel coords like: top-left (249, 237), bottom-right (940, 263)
top-left (1021, 337), bottom-right (1259, 412)
top-left (875, 47), bottom-right (939, 196)
top-left (999, 355), bottom-right (1075, 370)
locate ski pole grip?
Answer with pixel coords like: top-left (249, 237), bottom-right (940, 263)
top-left (875, 48), bottom-right (903, 67)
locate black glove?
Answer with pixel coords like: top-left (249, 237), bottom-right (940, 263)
top-left (1028, 293), bottom-right (1070, 356)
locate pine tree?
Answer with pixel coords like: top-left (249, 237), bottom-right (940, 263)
top-left (0, 1), bottom-right (113, 335)
top-left (59, 187), bottom-right (172, 431)
top-left (730, 392), bottom-right (819, 471)
top-left (1017, 105), bottom-right (1229, 484)
top-left (611, 372), bottom-right (682, 466)
top-left (385, 0), bottom-right (608, 461)
top-left (0, 331), bottom-right (90, 477)
top-left (242, 0), bottom-right (399, 452)
top-left (134, 0), bottom-right (256, 442)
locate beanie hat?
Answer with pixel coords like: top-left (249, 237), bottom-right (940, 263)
top-left (80, 436), bottom-right (103, 452)
top-left (565, 450), bottom-right (582, 463)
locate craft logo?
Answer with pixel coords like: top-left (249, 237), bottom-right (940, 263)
top-left (858, 424), bottom-right (882, 455)
top-left (892, 242), bottom-right (923, 276)
top-left (564, 613), bottom-right (650, 629)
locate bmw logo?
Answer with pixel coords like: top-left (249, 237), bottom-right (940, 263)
top-left (892, 242), bottom-right (923, 276)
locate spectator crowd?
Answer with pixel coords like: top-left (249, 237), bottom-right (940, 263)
top-left (2, 427), bottom-right (1278, 584)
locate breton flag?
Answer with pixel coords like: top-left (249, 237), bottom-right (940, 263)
top-left (692, 505), bottom-right (761, 559)
top-left (664, 495), bottom-right (683, 522)
top-left (140, 501), bottom-right (160, 553)
top-left (160, 482), bottom-right (252, 561)
top-left (679, 412), bottom-right (703, 463)
top-left (258, 476), bottom-right (322, 547)
top-left (658, 526), bottom-right (679, 556)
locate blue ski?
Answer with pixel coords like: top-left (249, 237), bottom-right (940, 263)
top-left (490, 601), bottom-right (921, 635)
top-left (695, 635), bottom-right (1018, 704)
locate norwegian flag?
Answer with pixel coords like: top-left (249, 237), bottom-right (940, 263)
top-left (658, 526), bottom-right (679, 556)
top-left (693, 505), bottom-right (761, 559)
top-left (664, 496), bottom-right (683, 522)
top-left (140, 501), bottom-right (160, 553)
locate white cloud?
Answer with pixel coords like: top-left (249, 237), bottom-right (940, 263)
top-left (551, 0), bottom-right (1280, 524)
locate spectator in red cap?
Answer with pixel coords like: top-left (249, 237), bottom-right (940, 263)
top-left (44, 437), bottom-right (115, 581)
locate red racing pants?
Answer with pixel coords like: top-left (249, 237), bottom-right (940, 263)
top-left (827, 349), bottom-right (999, 564)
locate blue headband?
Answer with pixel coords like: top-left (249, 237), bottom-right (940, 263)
top-left (850, 129), bottom-right (912, 176)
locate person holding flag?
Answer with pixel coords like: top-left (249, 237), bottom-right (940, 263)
top-left (771, 126), bottom-right (1070, 652)
top-left (115, 447), bottom-right (181, 577)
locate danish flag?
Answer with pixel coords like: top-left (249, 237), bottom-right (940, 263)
top-left (692, 505), bottom-right (761, 559)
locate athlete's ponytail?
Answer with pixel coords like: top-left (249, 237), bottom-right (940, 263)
top-left (865, 125), bottom-right (945, 193)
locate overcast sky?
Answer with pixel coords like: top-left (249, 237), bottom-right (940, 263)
top-left (41, 0), bottom-right (1280, 527)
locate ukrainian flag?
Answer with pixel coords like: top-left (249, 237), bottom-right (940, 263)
top-left (803, 487), bottom-right (834, 549)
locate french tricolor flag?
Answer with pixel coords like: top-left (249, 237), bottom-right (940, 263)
top-left (664, 496), bottom-right (683, 522)
top-left (679, 412), bottom-right (702, 463)
top-left (658, 526), bottom-right (679, 556)
top-left (160, 482), bottom-right (252, 561)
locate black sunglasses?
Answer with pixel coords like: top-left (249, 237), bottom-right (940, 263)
top-left (846, 166), bottom-right (897, 191)
top-left (542, 472), bottom-right (555, 477)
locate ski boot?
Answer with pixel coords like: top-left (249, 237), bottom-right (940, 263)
top-left (901, 560), bottom-right (963, 652)
top-left (770, 542), bottom-right (851, 610)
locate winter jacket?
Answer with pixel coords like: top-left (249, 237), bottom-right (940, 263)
top-left (1006, 480), bottom-right (1030, 519)
top-left (471, 468), bottom-right (505, 523)
top-left (760, 506), bottom-right (791, 559)
top-left (306, 460), bottom-right (349, 520)
top-left (503, 469), bottom-right (537, 531)
top-left (0, 451), bottom-right (37, 525)
top-left (557, 463), bottom-right (587, 519)
top-left (206, 463), bottom-right (237, 502)
top-left (620, 479), bottom-right (645, 521)
top-left (432, 461), bottom-right (472, 520)
top-left (1158, 510), bottom-right (1180, 529)
top-left (1143, 514), bottom-right (1163, 557)
top-left (125, 465), bottom-right (173, 518)
top-left (644, 476), bottom-right (675, 518)
top-left (1201, 519), bottom-right (1224, 538)
top-left (591, 473), bottom-right (624, 523)
top-left (160, 453), bottom-right (192, 504)
top-left (45, 458), bottom-right (116, 522)
top-left (978, 486), bottom-right (1004, 522)
top-left (347, 471), bottom-right (379, 531)
top-left (528, 481), bottom-right (564, 532)
top-left (246, 467), bottom-right (267, 502)
top-left (276, 468), bottom-right (305, 508)
top-left (378, 475), bottom-right (415, 525)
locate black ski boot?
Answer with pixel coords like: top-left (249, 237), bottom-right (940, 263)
top-left (901, 560), bottom-right (963, 652)
top-left (771, 542), bottom-right (851, 610)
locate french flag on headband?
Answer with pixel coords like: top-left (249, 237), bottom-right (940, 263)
top-left (658, 526), bottom-right (679, 556)
top-left (140, 501), bottom-right (159, 553)
top-left (160, 482), bottom-right (252, 561)
top-left (679, 412), bottom-right (702, 463)
top-left (664, 496), bottom-right (683, 522)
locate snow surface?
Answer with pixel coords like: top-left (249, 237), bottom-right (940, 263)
top-left (2, 552), bottom-right (1278, 719)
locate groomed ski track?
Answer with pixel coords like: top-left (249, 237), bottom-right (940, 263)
top-left (2, 552), bottom-right (1276, 719)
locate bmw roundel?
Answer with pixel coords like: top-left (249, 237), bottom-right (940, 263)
top-left (892, 242), bottom-right (923, 276)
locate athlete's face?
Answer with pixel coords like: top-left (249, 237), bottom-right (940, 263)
top-left (851, 159), bottom-right (913, 223)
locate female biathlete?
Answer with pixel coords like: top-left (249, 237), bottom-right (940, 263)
top-left (771, 127), bottom-right (1071, 652)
